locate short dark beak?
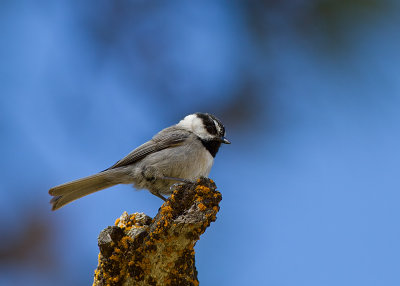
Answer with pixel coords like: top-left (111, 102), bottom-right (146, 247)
top-left (221, 136), bottom-right (231, 144)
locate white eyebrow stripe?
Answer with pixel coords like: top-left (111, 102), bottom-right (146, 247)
top-left (213, 119), bottom-right (221, 134)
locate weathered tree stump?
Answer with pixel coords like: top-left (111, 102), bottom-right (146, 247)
top-left (93, 178), bottom-right (222, 286)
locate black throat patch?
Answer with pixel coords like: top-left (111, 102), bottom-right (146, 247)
top-left (200, 138), bottom-right (222, 157)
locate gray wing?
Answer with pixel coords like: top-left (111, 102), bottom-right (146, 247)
top-left (105, 127), bottom-right (190, 170)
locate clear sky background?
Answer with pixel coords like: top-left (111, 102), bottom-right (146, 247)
top-left (1, 1), bottom-right (400, 285)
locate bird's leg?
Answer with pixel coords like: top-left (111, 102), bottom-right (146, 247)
top-left (150, 190), bottom-right (167, 201)
top-left (161, 176), bottom-right (195, 192)
top-left (169, 182), bottom-right (184, 192)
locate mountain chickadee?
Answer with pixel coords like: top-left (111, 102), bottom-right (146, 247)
top-left (49, 113), bottom-right (230, 210)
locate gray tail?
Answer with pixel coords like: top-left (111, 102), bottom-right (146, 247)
top-left (49, 170), bottom-right (123, 211)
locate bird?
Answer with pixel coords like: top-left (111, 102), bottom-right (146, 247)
top-left (49, 112), bottom-right (230, 210)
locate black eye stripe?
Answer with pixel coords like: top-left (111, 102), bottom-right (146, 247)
top-left (195, 113), bottom-right (217, 135)
top-left (195, 113), bottom-right (225, 136)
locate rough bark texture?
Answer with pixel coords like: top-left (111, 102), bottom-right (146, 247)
top-left (93, 178), bottom-right (222, 286)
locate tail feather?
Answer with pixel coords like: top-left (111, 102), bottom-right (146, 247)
top-left (49, 171), bottom-right (122, 210)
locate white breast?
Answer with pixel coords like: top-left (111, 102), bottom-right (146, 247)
top-left (196, 148), bottom-right (214, 178)
top-left (179, 140), bottom-right (214, 180)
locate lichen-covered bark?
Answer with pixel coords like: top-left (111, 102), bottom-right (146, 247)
top-left (93, 178), bottom-right (222, 286)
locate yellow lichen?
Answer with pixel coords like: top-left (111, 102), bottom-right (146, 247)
top-left (162, 205), bottom-right (173, 213)
top-left (198, 203), bottom-right (206, 211)
top-left (120, 236), bottom-right (132, 249)
top-left (110, 254), bottom-right (119, 261)
top-left (114, 218), bottom-right (120, 226)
